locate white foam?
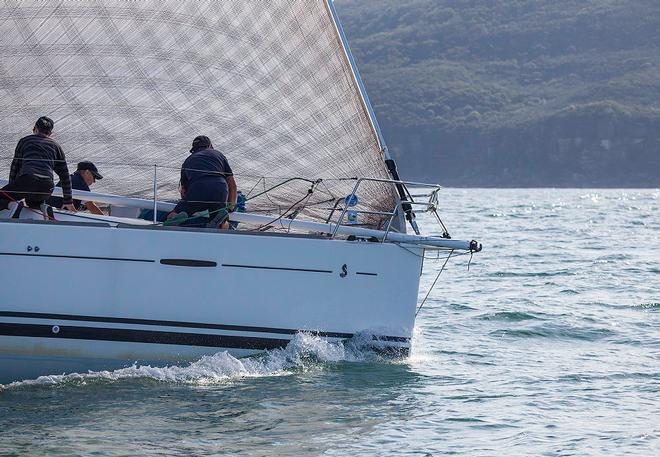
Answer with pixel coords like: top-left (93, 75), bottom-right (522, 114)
top-left (2, 332), bottom-right (389, 389)
top-left (407, 326), bottom-right (435, 365)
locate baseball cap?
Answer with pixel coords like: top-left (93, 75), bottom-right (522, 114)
top-left (190, 135), bottom-right (212, 153)
top-left (77, 161), bottom-right (103, 180)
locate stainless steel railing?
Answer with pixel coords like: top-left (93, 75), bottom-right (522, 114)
top-left (331, 177), bottom-right (449, 241)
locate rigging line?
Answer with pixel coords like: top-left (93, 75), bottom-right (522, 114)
top-left (164, 179), bottom-right (322, 228)
top-left (245, 176), bottom-right (264, 199)
top-left (306, 180), bottom-right (340, 205)
top-left (255, 182), bottom-right (320, 232)
top-left (246, 177), bottom-right (320, 201)
top-left (165, 189), bottom-right (324, 221)
top-left (284, 188), bottom-right (317, 234)
top-left (258, 190), bottom-right (316, 232)
top-left (262, 178), bottom-right (281, 209)
top-left (0, 156), bottom-right (371, 183)
top-left (432, 209), bottom-right (451, 239)
top-left (320, 179), bottom-right (338, 201)
top-left (3, 157), bottom-right (69, 164)
top-left (292, 196), bottom-right (336, 208)
top-left (301, 182), bottom-right (335, 201)
top-left (416, 250), bottom-right (454, 318)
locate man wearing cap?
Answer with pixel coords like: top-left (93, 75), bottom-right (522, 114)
top-left (0, 116), bottom-right (75, 212)
top-left (48, 161), bottom-right (104, 215)
top-left (167, 135), bottom-right (237, 226)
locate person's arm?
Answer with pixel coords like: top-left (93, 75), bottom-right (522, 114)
top-left (53, 146), bottom-right (73, 208)
top-left (83, 201), bottom-right (104, 215)
top-left (9, 141), bottom-right (23, 181)
top-left (180, 158), bottom-right (189, 191)
top-left (223, 158), bottom-right (237, 211)
top-left (226, 175), bottom-right (237, 211)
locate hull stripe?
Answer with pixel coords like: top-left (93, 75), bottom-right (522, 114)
top-left (0, 252), bottom-right (154, 263)
top-left (221, 263), bottom-right (333, 274)
top-left (0, 311), bottom-right (410, 343)
top-left (0, 322), bottom-right (290, 350)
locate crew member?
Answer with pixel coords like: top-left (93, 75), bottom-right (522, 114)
top-left (48, 161), bottom-right (104, 215)
top-left (0, 117), bottom-right (74, 211)
top-left (167, 136), bottom-right (237, 226)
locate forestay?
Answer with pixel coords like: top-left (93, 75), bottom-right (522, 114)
top-left (0, 1), bottom-right (398, 228)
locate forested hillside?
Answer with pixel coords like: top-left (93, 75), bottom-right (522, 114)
top-left (335, 0), bottom-right (660, 186)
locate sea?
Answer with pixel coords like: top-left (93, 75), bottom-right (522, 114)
top-left (1, 188), bottom-right (658, 456)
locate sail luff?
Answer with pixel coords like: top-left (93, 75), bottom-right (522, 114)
top-left (323, 0), bottom-right (390, 161)
top-left (324, 0), bottom-right (410, 233)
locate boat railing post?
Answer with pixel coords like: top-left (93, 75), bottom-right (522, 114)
top-left (382, 199), bottom-right (400, 243)
top-left (332, 178), bottom-right (363, 237)
top-left (152, 164), bottom-right (158, 224)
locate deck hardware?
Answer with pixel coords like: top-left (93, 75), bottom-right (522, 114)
top-left (340, 264), bottom-right (348, 278)
top-left (34, 246), bottom-right (40, 252)
top-left (26, 246), bottom-right (32, 252)
top-left (52, 325), bottom-right (60, 334)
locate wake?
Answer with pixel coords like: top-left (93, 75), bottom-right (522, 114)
top-left (2, 333), bottom-right (390, 389)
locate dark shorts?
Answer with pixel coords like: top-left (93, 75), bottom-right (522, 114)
top-left (0, 174), bottom-right (54, 209)
top-left (174, 178), bottom-right (229, 216)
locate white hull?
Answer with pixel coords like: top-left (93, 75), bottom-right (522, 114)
top-left (0, 219), bottom-right (422, 383)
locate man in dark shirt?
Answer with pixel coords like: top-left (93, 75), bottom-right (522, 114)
top-left (48, 161), bottom-right (104, 215)
top-left (1, 116), bottom-right (74, 211)
top-left (167, 136), bottom-right (237, 225)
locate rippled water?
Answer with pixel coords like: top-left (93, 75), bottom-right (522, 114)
top-left (1, 189), bottom-right (658, 456)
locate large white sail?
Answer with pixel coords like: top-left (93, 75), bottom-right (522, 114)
top-left (0, 1), bottom-right (398, 227)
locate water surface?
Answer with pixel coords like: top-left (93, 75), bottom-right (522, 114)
top-left (1, 189), bottom-right (658, 456)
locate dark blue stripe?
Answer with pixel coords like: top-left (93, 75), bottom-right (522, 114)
top-left (0, 252), bottom-right (154, 263)
top-left (0, 323), bottom-right (289, 350)
top-left (221, 263), bottom-right (333, 274)
top-left (0, 311), bottom-right (410, 343)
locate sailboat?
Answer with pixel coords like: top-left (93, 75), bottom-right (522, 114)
top-left (0, 1), bottom-right (480, 384)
